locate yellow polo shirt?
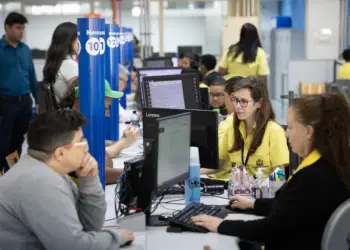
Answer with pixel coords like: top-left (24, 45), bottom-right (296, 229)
top-left (337, 62), bottom-right (350, 79)
top-left (209, 114), bottom-right (234, 180)
top-left (217, 119), bottom-right (289, 180)
top-left (200, 83), bottom-right (209, 88)
top-left (220, 47), bottom-right (269, 79)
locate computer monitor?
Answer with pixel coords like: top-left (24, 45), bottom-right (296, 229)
top-left (138, 112), bottom-right (192, 226)
top-left (178, 46), bottom-right (202, 57)
top-left (142, 107), bottom-right (219, 170)
top-left (137, 67), bottom-right (183, 107)
top-left (142, 57), bottom-right (173, 68)
top-left (155, 113), bottom-right (191, 190)
top-left (142, 74), bottom-right (201, 110)
top-left (200, 88), bottom-right (209, 110)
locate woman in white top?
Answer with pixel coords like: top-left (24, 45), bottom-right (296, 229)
top-left (43, 22), bottom-right (78, 105)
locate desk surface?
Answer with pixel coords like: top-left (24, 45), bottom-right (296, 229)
top-left (108, 129), bottom-right (262, 250)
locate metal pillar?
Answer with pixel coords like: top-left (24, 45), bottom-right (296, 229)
top-left (159, 0), bottom-right (165, 57)
top-left (140, 0), bottom-right (152, 59)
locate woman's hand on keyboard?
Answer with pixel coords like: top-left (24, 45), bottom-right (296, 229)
top-left (190, 215), bottom-right (223, 232)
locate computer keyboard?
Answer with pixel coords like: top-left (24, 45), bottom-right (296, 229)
top-left (168, 203), bottom-right (228, 233)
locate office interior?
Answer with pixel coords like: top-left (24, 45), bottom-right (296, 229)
top-left (1, 0), bottom-right (350, 249)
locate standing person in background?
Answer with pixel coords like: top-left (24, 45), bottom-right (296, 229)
top-left (218, 23), bottom-right (269, 84)
top-left (0, 12), bottom-right (38, 173)
top-left (42, 22), bottom-right (78, 106)
top-left (337, 49), bottom-right (350, 79)
top-left (199, 54), bottom-right (218, 86)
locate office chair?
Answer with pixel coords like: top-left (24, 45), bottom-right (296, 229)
top-left (321, 198), bottom-right (350, 250)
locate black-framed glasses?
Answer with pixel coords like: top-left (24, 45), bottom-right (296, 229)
top-left (230, 96), bottom-right (254, 107)
top-left (210, 93), bottom-right (225, 98)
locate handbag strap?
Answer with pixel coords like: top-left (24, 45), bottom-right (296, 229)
top-left (48, 82), bottom-right (59, 110)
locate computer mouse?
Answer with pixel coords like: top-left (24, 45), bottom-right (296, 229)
top-left (225, 205), bottom-right (245, 213)
top-left (121, 240), bottom-right (133, 247)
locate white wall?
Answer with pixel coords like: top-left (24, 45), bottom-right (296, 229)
top-left (23, 4), bottom-right (278, 57)
top-left (24, 13), bottom-right (208, 54)
top-left (305, 0), bottom-right (340, 59)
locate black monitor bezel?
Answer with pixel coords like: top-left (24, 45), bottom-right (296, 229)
top-left (155, 112), bottom-right (192, 191)
top-left (142, 57), bottom-right (174, 68)
top-left (142, 107), bottom-right (219, 170)
top-left (142, 73), bottom-right (201, 110)
top-left (136, 67), bottom-right (183, 107)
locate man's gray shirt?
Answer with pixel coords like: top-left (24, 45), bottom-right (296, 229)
top-left (0, 154), bottom-right (127, 249)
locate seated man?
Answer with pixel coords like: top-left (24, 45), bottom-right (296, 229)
top-left (0, 110), bottom-right (134, 249)
top-left (199, 54), bottom-right (218, 86)
top-left (73, 80), bottom-right (139, 184)
top-left (209, 78), bottom-right (227, 116)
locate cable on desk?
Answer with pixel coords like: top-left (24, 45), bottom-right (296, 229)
top-left (160, 203), bottom-right (181, 211)
top-left (104, 218), bottom-right (117, 222)
top-left (161, 197), bottom-right (186, 204)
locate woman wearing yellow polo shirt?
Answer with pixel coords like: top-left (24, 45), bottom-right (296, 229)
top-left (191, 93), bottom-right (350, 250)
top-left (218, 23), bottom-right (269, 81)
top-left (209, 76), bottom-right (289, 180)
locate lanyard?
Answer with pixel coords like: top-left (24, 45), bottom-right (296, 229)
top-left (241, 144), bottom-right (250, 167)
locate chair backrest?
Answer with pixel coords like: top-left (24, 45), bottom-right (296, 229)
top-left (321, 198), bottom-right (350, 250)
top-left (299, 82), bottom-right (326, 95)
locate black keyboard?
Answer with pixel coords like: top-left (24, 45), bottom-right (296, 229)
top-left (168, 203), bottom-right (228, 233)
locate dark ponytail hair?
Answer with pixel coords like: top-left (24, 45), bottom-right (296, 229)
top-left (43, 22), bottom-right (77, 84)
top-left (230, 76), bottom-right (275, 155)
top-left (228, 23), bottom-right (262, 64)
top-left (292, 93), bottom-right (350, 190)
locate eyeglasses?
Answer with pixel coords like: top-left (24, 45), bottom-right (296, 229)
top-left (230, 96), bottom-right (254, 107)
top-left (210, 93), bottom-right (225, 98)
top-left (62, 138), bottom-right (89, 150)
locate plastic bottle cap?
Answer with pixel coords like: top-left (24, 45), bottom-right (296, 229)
top-left (132, 110), bottom-right (137, 114)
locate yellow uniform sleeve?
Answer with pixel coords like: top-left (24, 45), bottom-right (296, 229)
top-left (337, 64), bottom-right (350, 79)
top-left (219, 50), bottom-right (229, 69)
top-left (269, 124), bottom-right (289, 168)
top-left (218, 119), bottom-right (231, 162)
top-left (257, 49), bottom-right (270, 76)
top-left (199, 82), bottom-right (209, 88)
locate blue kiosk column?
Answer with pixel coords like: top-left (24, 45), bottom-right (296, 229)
top-left (105, 24), bottom-right (120, 141)
top-left (119, 26), bottom-right (129, 109)
top-left (78, 18), bottom-right (106, 189)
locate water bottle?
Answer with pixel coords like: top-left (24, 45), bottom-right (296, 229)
top-left (252, 169), bottom-right (264, 198)
top-left (255, 168), bottom-right (269, 198)
top-left (185, 147), bottom-right (201, 205)
top-left (130, 110), bottom-right (139, 127)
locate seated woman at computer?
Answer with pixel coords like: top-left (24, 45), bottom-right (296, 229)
top-left (72, 80), bottom-right (139, 184)
top-left (202, 76), bottom-right (289, 180)
top-left (191, 93), bottom-right (350, 250)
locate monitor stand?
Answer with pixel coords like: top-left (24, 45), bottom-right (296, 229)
top-left (146, 215), bottom-right (170, 227)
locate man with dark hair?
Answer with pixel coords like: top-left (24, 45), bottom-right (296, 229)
top-left (0, 110), bottom-right (134, 249)
top-left (199, 54), bottom-right (218, 86)
top-left (209, 78), bottom-right (227, 116)
top-left (0, 12), bottom-right (38, 173)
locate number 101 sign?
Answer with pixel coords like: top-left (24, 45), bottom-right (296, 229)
top-left (85, 37), bottom-right (106, 56)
